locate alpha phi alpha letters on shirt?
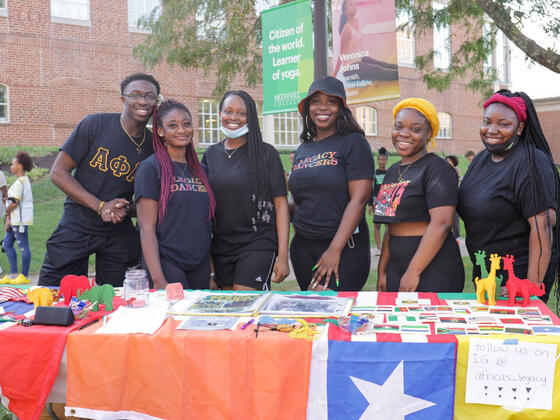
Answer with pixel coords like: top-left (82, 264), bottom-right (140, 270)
top-left (89, 147), bottom-right (139, 182)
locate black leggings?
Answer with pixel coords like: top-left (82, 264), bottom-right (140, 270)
top-left (142, 254), bottom-right (210, 290)
top-left (386, 232), bottom-right (465, 292)
top-left (290, 219), bottom-right (370, 291)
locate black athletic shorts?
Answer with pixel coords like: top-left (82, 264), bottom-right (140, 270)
top-left (212, 249), bottom-right (276, 291)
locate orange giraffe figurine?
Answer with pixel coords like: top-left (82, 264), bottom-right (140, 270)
top-left (503, 254), bottom-right (545, 306)
top-left (475, 253), bottom-right (501, 305)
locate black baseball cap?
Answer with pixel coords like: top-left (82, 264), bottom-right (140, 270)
top-left (298, 76), bottom-right (349, 115)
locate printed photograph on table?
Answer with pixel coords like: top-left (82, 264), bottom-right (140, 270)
top-left (259, 294), bottom-right (353, 317)
top-left (180, 292), bottom-right (271, 316)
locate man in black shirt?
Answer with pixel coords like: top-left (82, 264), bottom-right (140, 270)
top-left (38, 73), bottom-right (160, 286)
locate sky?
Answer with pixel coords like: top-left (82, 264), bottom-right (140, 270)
top-left (510, 35), bottom-right (560, 99)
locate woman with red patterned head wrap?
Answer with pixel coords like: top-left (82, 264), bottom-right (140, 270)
top-left (458, 90), bottom-right (560, 302)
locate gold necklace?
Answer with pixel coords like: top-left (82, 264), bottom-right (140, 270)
top-left (223, 141), bottom-right (240, 159)
top-left (120, 116), bottom-right (146, 155)
top-left (173, 161), bottom-right (187, 178)
top-left (397, 160), bottom-right (416, 182)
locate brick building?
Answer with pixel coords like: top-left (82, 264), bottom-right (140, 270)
top-left (0, 0), bottom-right (510, 155)
top-left (533, 97), bottom-right (560, 164)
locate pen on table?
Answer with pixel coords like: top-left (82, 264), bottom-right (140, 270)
top-left (78, 318), bottom-right (100, 330)
top-left (241, 319), bottom-right (255, 330)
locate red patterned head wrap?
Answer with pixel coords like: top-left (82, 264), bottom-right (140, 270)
top-left (483, 93), bottom-right (527, 123)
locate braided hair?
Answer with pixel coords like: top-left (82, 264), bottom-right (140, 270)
top-left (496, 89), bottom-right (560, 302)
top-left (151, 99), bottom-right (216, 223)
top-left (219, 91), bottom-right (271, 226)
top-left (299, 94), bottom-right (364, 143)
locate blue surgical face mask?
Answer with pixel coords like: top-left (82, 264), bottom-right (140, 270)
top-left (220, 124), bottom-right (249, 139)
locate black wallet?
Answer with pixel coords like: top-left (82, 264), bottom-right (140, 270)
top-left (34, 306), bottom-right (75, 326)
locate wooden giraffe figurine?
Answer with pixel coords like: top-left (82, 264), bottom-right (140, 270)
top-left (474, 250), bottom-right (503, 300)
top-left (502, 254), bottom-right (545, 306)
top-left (475, 253), bottom-right (501, 305)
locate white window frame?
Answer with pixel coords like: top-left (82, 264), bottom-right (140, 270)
top-left (51, 0), bottom-right (90, 25)
top-left (128, 0), bottom-right (161, 33)
top-left (432, 2), bottom-right (450, 71)
top-left (396, 6), bottom-right (415, 66)
top-left (0, 84), bottom-right (9, 124)
top-left (356, 106), bottom-right (377, 136)
top-left (436, 112), bottom-right (452, 139)
top-left (273, 112), bottom-right (300, 147)
top-left (0, 0), bottom-right (8, 17)
top-left (198, 98), bottom-right (221, 145)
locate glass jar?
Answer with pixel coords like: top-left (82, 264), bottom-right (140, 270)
top-left (123, 268), bottom-right (149, 308)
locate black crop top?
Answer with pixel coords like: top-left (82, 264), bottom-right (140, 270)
top-left (373, 153), bottom-right (458, 224)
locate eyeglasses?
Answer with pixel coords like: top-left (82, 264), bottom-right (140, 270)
top-left (122, 93), bottom-right (157, 104)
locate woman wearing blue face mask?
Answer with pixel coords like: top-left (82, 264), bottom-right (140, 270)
top-left (201, 91), bottom-right (290, 291)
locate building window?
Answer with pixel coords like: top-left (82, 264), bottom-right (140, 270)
top-left (128, 0), bottom-right (160, 30)
top-left (198, 98), bottom-right (221, 145)
top-left (396, 5), bottom-right (415, 65)
top-left (432, 2), bottom-right (450, 71)
top-left (356, 106), bottom-right (377, 136)
top-left (274, 112), bottom-right (300, 146)
top-left (51, 0), bottom-right (89, 21)
top-left (0, 84), bottom-right (9, 123)
top-left (0, 0), bottom-right (7, 17)
top-left (436, 112), bottom-right (452, 138)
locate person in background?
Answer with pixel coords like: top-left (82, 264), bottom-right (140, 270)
top-left (368, 147), bottom-right (388, 255)
top-left (374, 98), bottom-right (464, 293)
top-left (202, 90), bottom-right (290, 291)
top-left (458, 89), bottom-right (559, 302)
top-left (0, 152), bottom-right (34, 285)
top-left (135, 100), bottom-right (215, 290)
top-left (0, 168), bottom-right (7, 275)
top-left (289, 76), bottom-right (374, 291)
top-left (464, 149), bottom-right (475, 164)
top-left (445, 155), bottom-right (461, 179)
top-left (38, 73), bottom-right (159, 287)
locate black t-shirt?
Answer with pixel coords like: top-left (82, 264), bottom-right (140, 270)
top-left (134, 155), bottom-right (212, 270)
top-left (457, 144), bottom-right (556, 268)
top-left (59, 113), bottom-right (153, 234)
top-left (201, 140), bottom-right (287, 256)
top-left (371, 168), bottom-right (387, 204)
top-left (288, 132), bottom-right (374, 238)
top-left (374, 153), bottom-right (458, 223)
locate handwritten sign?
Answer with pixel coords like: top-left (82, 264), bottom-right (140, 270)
top-left (466, 338), bottom-right (557, 410)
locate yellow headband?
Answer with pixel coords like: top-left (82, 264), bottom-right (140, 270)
top-left (392, 98), bottom-right (439, 150)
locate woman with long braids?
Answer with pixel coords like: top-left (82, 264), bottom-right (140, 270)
top-left (289, 76), bottom-right (374, 291)
top-left (135, 100), bottom-right (215, 290)
top-left (458, 90), bottom-right (559, 302)
top-left (201, 90), bottom-right (290, 291)
top-left (374, 98), bottom-right (464, 293)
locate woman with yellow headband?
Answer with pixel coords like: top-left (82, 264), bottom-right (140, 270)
top-left (374, 98), bottom-right (464, 292)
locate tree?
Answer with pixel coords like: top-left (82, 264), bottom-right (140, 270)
top-left (402, 0), bottom-right (560, 96)
top-left (134, 0), bottom-right (269, 96)
top-left (135, 0), bottom-right (560, 96)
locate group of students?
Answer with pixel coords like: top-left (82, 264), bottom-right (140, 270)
top-left (34, 72), bottom-right (559, 303)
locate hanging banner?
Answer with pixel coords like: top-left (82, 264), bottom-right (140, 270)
top-left (332, 0), bottom-right (400, 104)
top-left (262, 0), bottom-right (314, 114)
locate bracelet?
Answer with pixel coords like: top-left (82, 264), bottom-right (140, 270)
top-left (97, 201), bottom-right (105, 216)
top-left (209, 272), bottom-right (215, 277)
